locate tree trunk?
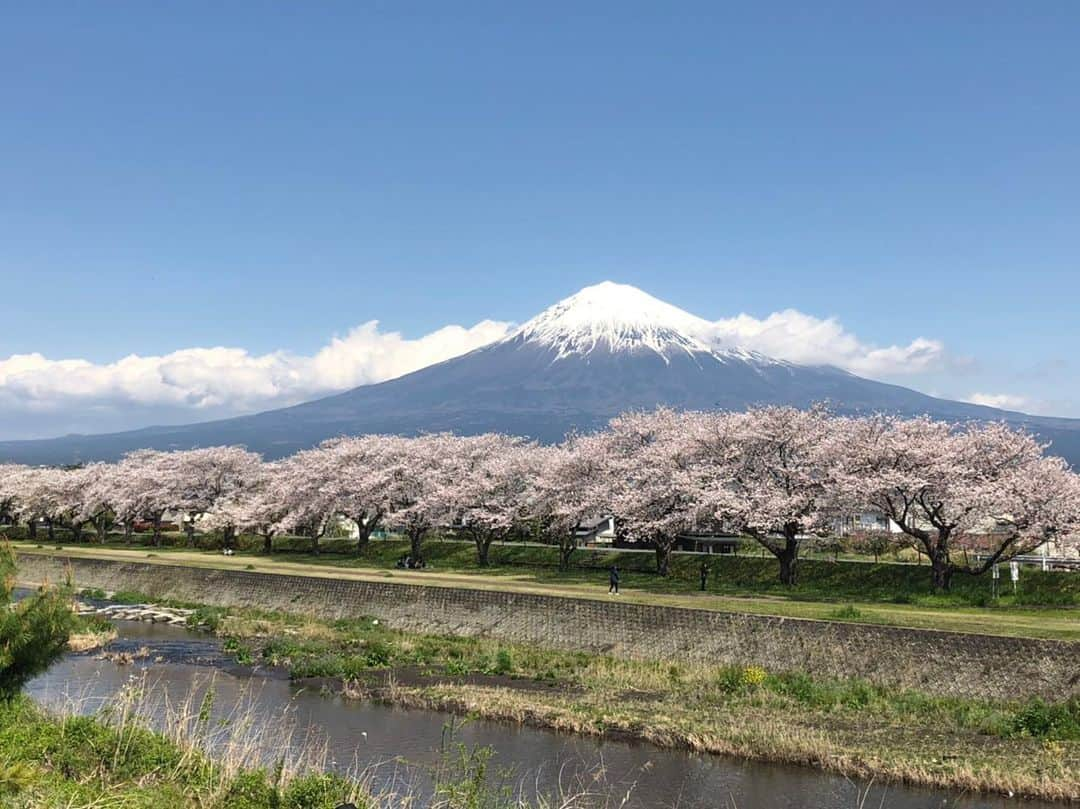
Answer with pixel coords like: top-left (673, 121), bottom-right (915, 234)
top-left (928, 529), bottom-right (952, 592)
top-left (71, 522), bottom-right (83, 543)
top-left (654, 541), bottom-right (671, 577)
top-left (778, 548), bottom-right (798, 587)
top-left (222, 525), bottom-right (236, 551)
top-left (409, 527), bottom-right (424, 560)
top-left (152, 514), bottom-right (163, 547)
top-left (354, 512), bottom-right (377, 555)
top-left (307, 520), bottom-right (323, 555)
top-left (929, 543), bottom-right (953, 592)
top-left (474, 531), bottom-right (493, 567)
top-left (752, 527), bottom-right (801, 586)
top-left (124, 521), bottom-right (134, 545)
top-left (28, 519), bottom-right (37, 540)
top-left (931, 561), bottom-right (952, 592)
top-left (262, 532), bottom-right (274, 554)
top-left (185, 521), bottom-right (196, 548)
top-left (558, 538), bottom-right (576, 571)
top-left (776, 527), bottom-right (801, 587)
top-left (47, 520), bottom-right (55, 542)
top-left (94, 517), bottom-right (107, 543)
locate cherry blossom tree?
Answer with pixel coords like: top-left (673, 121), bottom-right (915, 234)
top-left (696, 406), bottom-right (842, 586)
top-left (110, 451), bottom-right (177, 545)
top-left (319, 436), bottom-right (396, 554)
top-left (377, 433), bottom-right (461, 561)
top-left (163, 447), bottom-right (264, 549)
top-left (7, 467), bottom-right (65, 542)
top-left (839, 415), bottom-right (1080, 592)
top-left (197, 458), bottom-right (290, 552)
top-left (0, 466), bottom-right (29, 531)
top-left (70, 463), bottom-right (119, 542)
top-left (265, 447), bottom-right (338, 554)
top-left (598, 409), bottom-right (718, 576)
top-left (527, 437), bottom-right (612, 571)
top-left (442, 434), bottom-right (539, 566)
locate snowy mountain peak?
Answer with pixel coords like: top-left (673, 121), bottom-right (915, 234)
top-left (511, 281), bottom-right (717, 359)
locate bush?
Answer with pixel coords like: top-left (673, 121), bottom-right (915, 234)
top-left (362, 638), bottom-right (393, 667)
top-left (0, 542), bottom-right (77, 698)
top-left (216, 770), bottom-right (277, 809)
top-left (280, 772), bottom-right (353, 809)
top-left (188, 606), bottom-right (225, 631)
top-left (1010, 697), bottom-right (1080, 741)
top-left (491, 649), bottom-right (514, 675)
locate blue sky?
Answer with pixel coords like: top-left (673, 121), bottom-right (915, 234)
top-left (1, 3), bottom-right (1078, 438)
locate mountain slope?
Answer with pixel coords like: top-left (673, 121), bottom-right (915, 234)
top-left (3, 282), bottom-right (1079, 465)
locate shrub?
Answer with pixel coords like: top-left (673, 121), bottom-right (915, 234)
top-left (280, 772), bottom-right (353, 809)
top-left (291, 655), bottom-right (345, 679)
top-left (0, 542), bottom-right (77, 699)
top-left (215, 770), bottom-right (277, 809)
top-left (188, 606), bottom-right (225, 631)
top-left (363, 638), bottom-right (393, 667)
top-left (714, 667), bottom-right (746, 695)
top-left (491, 649), bottom-right (514, 675)
top-left (1010, 697), bottom-right (1080, 741)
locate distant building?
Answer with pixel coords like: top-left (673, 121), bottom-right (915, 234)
top-left (575, 516), bottom-right (615, 546)
top-left (676, 531), bottom-right (741, 555)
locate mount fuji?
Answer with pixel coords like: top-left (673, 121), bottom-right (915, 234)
top-left (3, 282), bottom-right (1079, 465)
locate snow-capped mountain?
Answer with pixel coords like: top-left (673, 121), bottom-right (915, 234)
top-left (512, 281), bottom-right (718, 359)
top-left (2, 282), bottom-right (1079, 465)
top-left (509, 281), bottom-right (776, 365)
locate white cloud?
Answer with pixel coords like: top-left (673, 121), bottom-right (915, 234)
top-left (0, 302), bottom-right (961, 438)
top-left (964, 392), bottom-right (1033, 413)
top-left (705, 309), bottom-right (947, 376)
top-left (0, 319), bottom-right (512, 429)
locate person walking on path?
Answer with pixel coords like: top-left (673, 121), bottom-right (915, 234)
top-left (700, 559), bottom-right (709, 592)
top-left (608, 564), bottom-right (620, 595)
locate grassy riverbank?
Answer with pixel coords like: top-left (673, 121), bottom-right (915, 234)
top-left (15, 541), bottom-right (1080, 640)
top-left (0, 694), bottom-right (361, 808)
top-left (86, 589), bottom-right (1080, 802)
top-left (2, 691), bottom-right (587, 809)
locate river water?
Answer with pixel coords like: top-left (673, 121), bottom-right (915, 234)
top-left (25, 616), bottom-right (1056, 809)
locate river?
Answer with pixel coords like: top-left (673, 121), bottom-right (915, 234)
top-left (25, 614), bottom-right (1055, 809)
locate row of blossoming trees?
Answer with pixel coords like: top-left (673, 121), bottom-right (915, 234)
top-left (1, 407), bottom-right (1078, 591)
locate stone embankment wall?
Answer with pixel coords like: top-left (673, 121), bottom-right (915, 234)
top-left (17, 552), bottom-right (1080, 700)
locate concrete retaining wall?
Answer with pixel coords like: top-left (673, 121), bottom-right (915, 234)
top-left (18, 552), bottom-right (1080, 700)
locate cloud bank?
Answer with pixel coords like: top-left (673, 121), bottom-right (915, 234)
top-left (707, 309), bottom-right (946, 377)
top-left (0, 305), bottom-right (964, 438)
top-left (964, 392), bottom-right (1032, 412)
top-left (0, 319), bottom-right (511, 437)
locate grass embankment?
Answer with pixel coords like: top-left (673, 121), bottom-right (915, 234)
top-left (0, 694), bottom-right (366, 809)
top-left (17, 538), bottom-right (1080, 640)
top-left (88, 589), bottom-right (1080, 801)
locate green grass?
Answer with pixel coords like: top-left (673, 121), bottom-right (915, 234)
top-left (32, 528), bottom-right (1079, 608)
top-left (14, 531), bottom-right (1080, 640)
top-left (0, 692), bottom-right (568, 808)
top-left (0, 695), bottom-right (358, 808)
top-left (140, 597), bottom-right (1080, 745)
top-left (19, 582), bottom-right (1080, 800)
